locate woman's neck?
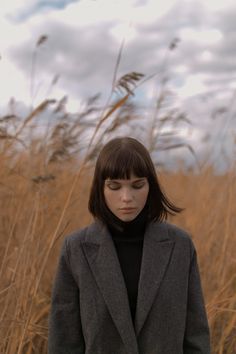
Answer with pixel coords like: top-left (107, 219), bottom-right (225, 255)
top-left (105, 204), bottom-right (148, 241)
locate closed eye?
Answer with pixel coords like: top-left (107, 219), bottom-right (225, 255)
top-left (132, 183), bottom-right (145, 189)
top-left (106, 183), bottom-right (120, 190)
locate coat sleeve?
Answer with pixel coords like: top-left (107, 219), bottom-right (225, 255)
top-left (48, 237), bottom-right (85, 354)
top-left (183, 247), bottom-right (211, 354)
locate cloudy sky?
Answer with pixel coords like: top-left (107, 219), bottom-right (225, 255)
top-left (1, 0), bottom-right (236, 171)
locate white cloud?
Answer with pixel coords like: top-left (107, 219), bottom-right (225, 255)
top-left (174, 65), bottom-right (188, 74)
top-left (131, 0), bottom-right (179, 25)
top-left (179, 28), bottom-right (223, 46)
top-left (0, 57), bottom-right (29, 104)
top-left (1, 0), bottom-right (27, 16)
top-left (203, 0), bottom-right (236, 12)
top-left (110, 23), bottom-right (137, 43)
top-left (178, 74), bottom-right (208, 98)
top-left (1, 0), bottom-right (236, 170)
top-left (1, 0), bottom-right (39, 20)
top-left (200, 50), bottom-right (213, 62)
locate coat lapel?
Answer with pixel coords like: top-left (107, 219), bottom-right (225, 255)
top-left (134, 222), bottom-right (175, 336)
top-left (82, 221), bottom-right (139, 354)
top-left (82, 221), bottom-right (175, 352)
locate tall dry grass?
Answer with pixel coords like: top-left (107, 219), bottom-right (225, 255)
top-left (161, 167), bottom-right (236, 354)
top-left (0, 35), bottom-right (235, 353)
top-left (0, 58), bottom-right (148, 353)
top-left (0, 149), bottom-right (235, 353)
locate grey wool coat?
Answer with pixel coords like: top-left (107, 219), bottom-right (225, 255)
top-left (48, 221), bottom-right (211, 354)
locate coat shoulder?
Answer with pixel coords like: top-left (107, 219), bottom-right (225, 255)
top-left (164, 221), bottom-right (191, 239)
top-left (155, 221), bottom-right (195, 251)
top-left (64, 222), bottom-right (95, 245)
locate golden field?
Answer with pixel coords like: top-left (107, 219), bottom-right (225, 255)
top-left (0, 62), bottom-right (235, 352)
top-left (0, 147), bottom-right (235, 353)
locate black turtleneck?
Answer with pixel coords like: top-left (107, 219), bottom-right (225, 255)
top-left (106, 205), bottom-right (148, 325)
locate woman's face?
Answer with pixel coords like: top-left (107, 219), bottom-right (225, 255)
top-left (104, 173), bottom-right (149, 222)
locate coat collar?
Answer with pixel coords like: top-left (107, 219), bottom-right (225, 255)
top-left (81, 220), bottom-right (175, 354)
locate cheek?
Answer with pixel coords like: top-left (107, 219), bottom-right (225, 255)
top-left (103, 188), bottom-right (109, 205)
top-left (140, 186), bottom-right (149, 203)
top-left (142, 186), bottom-right (149, 201)
top-left (104, 189), bottom-right (116, 208)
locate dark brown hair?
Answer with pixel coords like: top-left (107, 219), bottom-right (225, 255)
top-left (88, 136), bottom-right (182, 224)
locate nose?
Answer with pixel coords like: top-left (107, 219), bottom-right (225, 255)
top-left (120, 187), bottom-right (133, 202)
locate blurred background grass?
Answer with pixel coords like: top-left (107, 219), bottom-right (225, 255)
top-left (0, 38), bottom-right (235, 353)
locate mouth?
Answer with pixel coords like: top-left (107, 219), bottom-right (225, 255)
top-left (119, 208), bottom-right (136, 213)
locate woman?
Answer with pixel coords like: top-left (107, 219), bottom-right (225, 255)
top-left (48, 137), bottom-right (210, 354)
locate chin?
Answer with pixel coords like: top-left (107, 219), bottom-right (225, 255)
top-left (119, 215), bottom-right (136, 222)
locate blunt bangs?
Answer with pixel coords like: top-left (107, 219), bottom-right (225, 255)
top-left (101, 148), bottom-right (149, 180)
top-left (88, 136), bottom-right (183, 223)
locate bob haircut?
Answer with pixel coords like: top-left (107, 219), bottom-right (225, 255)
top-left (88, 136), bottom-right (182, 223)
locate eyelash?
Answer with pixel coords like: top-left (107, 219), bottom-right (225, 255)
top-left (133, 184), bottom-right (145, 189)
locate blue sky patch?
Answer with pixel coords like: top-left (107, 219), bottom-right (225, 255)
top-left (7, 0), bottom-right (79, 23)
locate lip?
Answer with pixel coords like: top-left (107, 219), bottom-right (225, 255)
top-left (119, 208), bottom-right (136, 212)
